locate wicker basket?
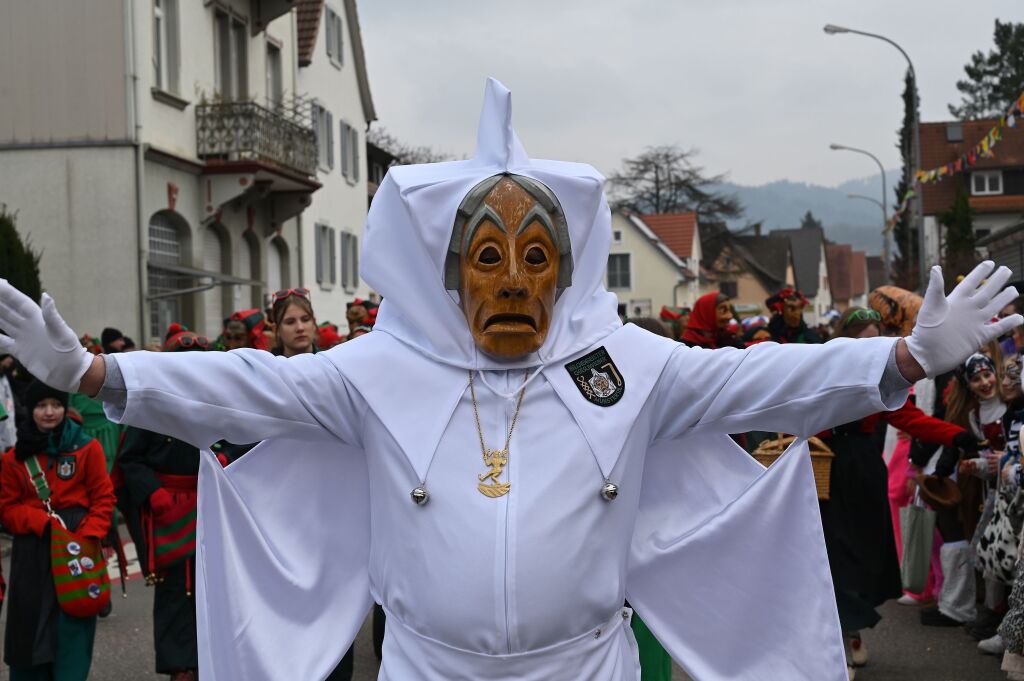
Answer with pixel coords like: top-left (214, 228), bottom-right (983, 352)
top-left (751, 434), bottom-right (834, 500)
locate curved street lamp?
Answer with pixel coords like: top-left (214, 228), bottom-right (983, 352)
top-left (825, 24), bottom-right (924, 290)
top-left (830, 143), bottom-right (889, 276)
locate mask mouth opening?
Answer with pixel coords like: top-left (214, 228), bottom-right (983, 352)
top-left (483, 313), bottom-right (537, 333)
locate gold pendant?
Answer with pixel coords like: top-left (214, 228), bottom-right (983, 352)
top-left (477, 448), bottom-right (511, 498)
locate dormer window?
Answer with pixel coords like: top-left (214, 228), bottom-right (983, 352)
top-left (972, 170), bottom-right (1003, 196)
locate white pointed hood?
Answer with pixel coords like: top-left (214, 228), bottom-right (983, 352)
top-left (361, 78), bottom-right (621, 370)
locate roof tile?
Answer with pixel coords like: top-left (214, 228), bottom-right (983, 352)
top-left (638, 212), bottom-right (698, 259)
top-left (850, 250), bottom-right (866, 297)
top-left (825, 244), bottom-right (853, 300)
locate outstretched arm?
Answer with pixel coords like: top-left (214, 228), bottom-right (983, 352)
top-left (99, 347), bottom-right (365, 448)
top-left (0, 281), bottom-right (365, 448)
top-left (651, 262), bottom-right (1021, 441)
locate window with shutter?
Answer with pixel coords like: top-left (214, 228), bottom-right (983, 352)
top-left (329, 228), bottom-right (337, 284)
top-left (350, 235), bottom-right (359, 290)
top-left (327, 112), bottom-right (335, 169)
top-left (351, 127), bottom-right (359, 182)
top-left (340, 121), bottom-right (350, 178)
top-left (315, 224), bottom-right (325, 284)
top-left (325, 8), bottom-right (334, 60)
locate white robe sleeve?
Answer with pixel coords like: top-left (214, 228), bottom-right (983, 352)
top-left (101, 348), bottom-right (366, 449)
top-left (650, 336), bottom-right (909, 440)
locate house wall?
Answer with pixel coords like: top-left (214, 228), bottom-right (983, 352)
top-left (0, 0), bottom-right (131, 145)
top-left (295, 1), bottom-right (371, 321)
top-left (0, 1), bottom-right (314, 342)
top-left (0, 147), bottom-right (139, 334)
top-left (608, 212), bottom-right (685, 317)
top-left (734, 274), bottom-right (772, 314)
top-left (803, 244), bottom-right (833, 325)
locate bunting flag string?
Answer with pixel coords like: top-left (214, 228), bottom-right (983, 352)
top-left (886, 89), bottom-right (1024, 231)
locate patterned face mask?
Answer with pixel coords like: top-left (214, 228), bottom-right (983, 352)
top-left (1006, 358), bottom-right (1022, 387)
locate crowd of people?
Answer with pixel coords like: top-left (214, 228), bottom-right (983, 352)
top-left (0, 289), bottom-right (378, 681)
top-left (640, 286), bottom-right (1024, 680)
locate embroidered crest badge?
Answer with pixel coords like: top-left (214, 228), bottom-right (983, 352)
top-left (56, 455), bottom-right (76, 480)
top-left (565, 347), bottom-right (625, 407)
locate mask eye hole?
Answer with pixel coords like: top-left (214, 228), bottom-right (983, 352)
top-left (478, 246), bottom-right (501, 265)
top-left (525, 246), bottom-right (547, 265)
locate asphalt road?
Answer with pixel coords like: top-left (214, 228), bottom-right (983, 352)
top-left (0, 532), bottom-right (1011, 680)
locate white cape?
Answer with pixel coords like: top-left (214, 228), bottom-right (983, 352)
top-left (195, 331), bottom-right (846, 680)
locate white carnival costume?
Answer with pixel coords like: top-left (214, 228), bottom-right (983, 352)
top-left (1, 79), bottom-right (1019, 681)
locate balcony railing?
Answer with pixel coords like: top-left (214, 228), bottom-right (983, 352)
top-left (196, 100), bottom-right (317, 177)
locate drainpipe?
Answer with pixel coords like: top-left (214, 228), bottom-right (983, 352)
top-left (126, 0), bottom-right (148, 342)
top-left (290, 10), bottom-right (305, 288)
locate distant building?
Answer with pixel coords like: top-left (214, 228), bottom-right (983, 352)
top-left (919, 119), bottom-right (1024, 273)
top-left (700, 223), bottom-right (794, 318)
top-left (0, 0), bottom-right (374, 342)
top-left (606, 212), bottom-right (699, 318)
top-left (866, 255), bottom-right (888, 293)
top-left (769, 227), bottom-right (833, 324)
top-left (824, 244), bottom-right (868, 311)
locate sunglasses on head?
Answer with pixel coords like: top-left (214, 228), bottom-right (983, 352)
top-left (841, 309), bottom-right (881, 329)
top-left (272, 287), bottom-right (310, 302)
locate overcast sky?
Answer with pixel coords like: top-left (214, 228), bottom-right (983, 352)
top-left (358, 1), bottom-right (1022, 188)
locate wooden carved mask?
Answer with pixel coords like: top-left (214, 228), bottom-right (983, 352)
top-left (445, 174), bottom-right (572, 359)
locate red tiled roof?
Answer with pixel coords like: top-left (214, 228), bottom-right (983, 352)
top-left (919, 119), bottom-right (1024, 215)
top-left (825, 243), bottom-right (853, 300)
top-left (850, 250), bottom-right (866, 297)
top-left (638, 212), bottom-right (698, 259)
top-left (296, 0), bottom-right (324, 67)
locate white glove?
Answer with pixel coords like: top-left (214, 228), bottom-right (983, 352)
top-left (905, 261), bottom-right (1023, 377)
top-left (0, 279), bottom-right (94, 392)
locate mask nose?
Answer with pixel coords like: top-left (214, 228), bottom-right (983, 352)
top-left (498, 285), bottom-right (528, 300)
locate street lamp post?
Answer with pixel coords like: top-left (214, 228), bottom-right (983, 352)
top-left (830, 143), bottom-right (889, 279)
top-left (824, 24), bottom-right (925, 291)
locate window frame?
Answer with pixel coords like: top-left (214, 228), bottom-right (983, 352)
top-left (315, 223), bottom-right (334, 287)
top-left (607, 253), bottom-right (632, 290)
top-left (153, 0), bottom-right (180, 95)
top-left (312, 103), bottom-right (334, 172)
top-left (265, 39), bottom-right (283, 108)
top-left (340, 231), bottom-right (358, 292)
top-left (339, 120), bottom-right (359, 183)
top-left (213, 7), bottom-right (248, 101)
top-left (971, 170), bottom-right (1004, 197)
top-left (325, 6), bottom-right (343, 68)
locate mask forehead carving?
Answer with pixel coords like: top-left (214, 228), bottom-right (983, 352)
top-left (455, 176), bottom-right (565, 359)
top-left (445, 173), bottom-right (572, 291)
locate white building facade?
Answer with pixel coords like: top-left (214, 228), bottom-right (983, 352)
top-left (0, 0), bottom-right (374, 343)
top-left (607, 212), bottom-right (699, 319)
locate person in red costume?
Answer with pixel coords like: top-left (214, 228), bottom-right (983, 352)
top-left (680, 291), bottom-right (741, 349)
top-left (815, 307), bottom-right (980, 678)
top-left (0, 381), bottom-right (116, 679)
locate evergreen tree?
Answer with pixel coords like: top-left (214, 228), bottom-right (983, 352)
top-left (0, 205), bottom-right (42, 303)
top-left (799, 210), bottom-right (823, 231)
top-left (949, 20), bottom-right (1024, 120)
top-left (940, 185), bottom-right (976, 285)
top-left (892, 72), bottom-right (919, 291)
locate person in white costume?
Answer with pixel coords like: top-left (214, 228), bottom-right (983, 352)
top-left (0, 79), bottom-right (1021, 681)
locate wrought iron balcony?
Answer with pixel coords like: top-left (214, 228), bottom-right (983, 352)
top-left (196, 100), bottom-right (317, 178)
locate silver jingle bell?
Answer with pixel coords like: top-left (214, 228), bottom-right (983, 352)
top-left (600, 482), bottom-right (619, 502)
top-left (410, 486), bottom-right (430, 506)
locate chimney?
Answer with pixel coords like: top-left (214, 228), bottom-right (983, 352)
top-left (754, 223), bottom-right (762, 237)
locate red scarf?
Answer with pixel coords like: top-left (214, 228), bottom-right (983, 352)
top-left (682, 292), bottom-right (722, 349)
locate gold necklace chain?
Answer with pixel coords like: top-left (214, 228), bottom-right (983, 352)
top-left (468, 370), bottom-right (529, 498)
